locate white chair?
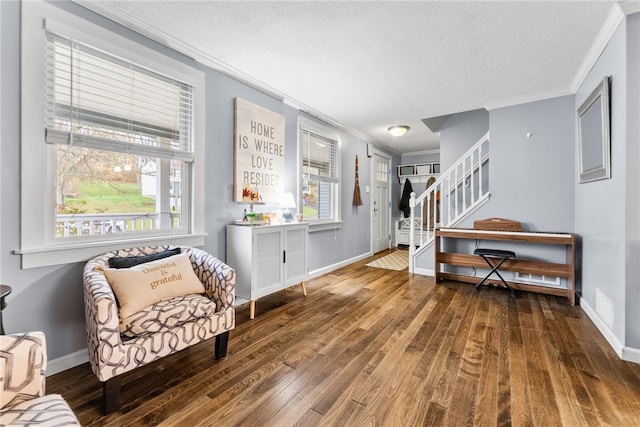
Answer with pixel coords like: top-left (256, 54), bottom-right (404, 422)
top-left (83, 245), bottom-right (235, 414)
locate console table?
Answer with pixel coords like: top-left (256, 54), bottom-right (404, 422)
top-left (227, 222), bottom-right (308, 319)
top-left (434, 228), bottom-right (576, 304)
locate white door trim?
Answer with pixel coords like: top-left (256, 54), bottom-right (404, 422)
top-left (370, 149), bottom-right (392, 254)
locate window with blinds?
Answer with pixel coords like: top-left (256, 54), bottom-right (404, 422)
top-left (45, 32), bottom-right (193, 160)
top-left (20, 0), bottom-right (205, 267)
top-left (301, 129), bottom-right (339, 222)
top-left (44, 30), bottom-right (194, 239)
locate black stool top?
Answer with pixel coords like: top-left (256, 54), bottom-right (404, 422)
top-left (474, 248), bottom-right (516, 258)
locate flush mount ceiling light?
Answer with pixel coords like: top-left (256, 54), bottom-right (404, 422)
top-left (388, 125), bottom-right (410, 137)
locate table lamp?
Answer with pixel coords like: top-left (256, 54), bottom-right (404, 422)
top-left (280, 192), bottom-right (296, 222)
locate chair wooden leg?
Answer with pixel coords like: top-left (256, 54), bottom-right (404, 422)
top-left (103, 376), bottom-right (121, 415)
top-left (215, 331), bottom-right (230, 359)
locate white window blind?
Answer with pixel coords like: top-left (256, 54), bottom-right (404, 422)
top-left (302, 130), bottom-right (338, 184)
top-left (44, 31), bottom-right (194, 161)
top-left (302, 129), bottom-right (338, 221)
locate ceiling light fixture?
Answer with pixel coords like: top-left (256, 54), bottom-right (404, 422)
top-left (388, 125), bottom-right (410, 137)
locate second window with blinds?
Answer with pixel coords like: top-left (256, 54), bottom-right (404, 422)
top-left (299, 119), bottom-right (340, 227)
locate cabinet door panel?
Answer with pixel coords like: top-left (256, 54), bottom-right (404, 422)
top-left (284, 226), bottom-right (307, 285)
top-left (253, 230), bottom-right (283, 297)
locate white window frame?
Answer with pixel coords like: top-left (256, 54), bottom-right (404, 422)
top-left (18, 1), bottom-right (205, 268)
top-left (298, 116), bottom-right (341, 232)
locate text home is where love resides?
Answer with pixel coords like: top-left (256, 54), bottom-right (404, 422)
top-left (233, 98), bottom-right (285, 204)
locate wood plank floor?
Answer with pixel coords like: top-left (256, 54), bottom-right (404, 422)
top-left (48, 249), bottom-right (640, 426)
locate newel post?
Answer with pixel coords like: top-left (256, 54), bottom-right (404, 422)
top-left (408, 192), bottom-right (416, 273)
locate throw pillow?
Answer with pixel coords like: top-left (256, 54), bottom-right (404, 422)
top-left (103, 253), bottom-right (205, 320)
top-left (108, 247), bottom-right (181, 269)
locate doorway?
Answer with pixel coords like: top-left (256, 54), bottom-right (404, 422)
top-left (372, 152), bottom-right (391, 253)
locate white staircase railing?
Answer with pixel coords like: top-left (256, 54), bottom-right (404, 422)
top-left (408, 131), bottom-right (491, 273)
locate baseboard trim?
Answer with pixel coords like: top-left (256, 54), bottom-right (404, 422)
top-left (580, 298), bottom-right (640, 364)
top-left (413, 267), bottom-right (434, 276)
top-left (622, 346), bottom-right (640, 364)
top-left (47, 348), bottom-right (89, 377)
top-left (307, 251), bottom-right (372, 280)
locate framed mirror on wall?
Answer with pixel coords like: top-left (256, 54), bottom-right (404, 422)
top-left (577, 76), bottom-right (611, 184)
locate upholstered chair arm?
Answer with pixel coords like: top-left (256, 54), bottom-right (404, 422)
top-left (187, 247), bottom-right (235, 311)
top-left (83, 261), bottom-right (125, 382)
top-left (0, 331), bottom-right (46, 410)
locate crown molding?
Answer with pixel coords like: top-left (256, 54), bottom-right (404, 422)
top-left (619, 1), bottom-right (640, 15)
top-left (485, 1), bottom-right (632, 111)
top-left (570, 3), bottom-right (627, 92)
top-left (483, 87), bottom-right (575, 111)
top-left (71, 2), bottom-right (279, 96)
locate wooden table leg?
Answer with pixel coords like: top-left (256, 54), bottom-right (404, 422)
top-left (249, 300), bottom-right (256, 320)
top-left (300, 282), bottom-right (307, 296)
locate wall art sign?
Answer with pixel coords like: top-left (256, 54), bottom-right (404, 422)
top-left (234, 98), bottom-right (285, 203)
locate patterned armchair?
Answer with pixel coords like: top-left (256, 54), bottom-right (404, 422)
top-left (0, 331), bottom-right (80, 426)
top-left (83, 245), bottom-right (235, 414)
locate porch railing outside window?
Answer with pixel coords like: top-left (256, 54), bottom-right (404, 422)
top-left (56, 213), bottom-right (181, 237)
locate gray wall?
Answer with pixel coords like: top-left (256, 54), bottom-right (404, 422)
top-left (0, 0), bottom-right (397, 363)
top-left (439, 109), bottom-right (490, 170)
top-left (448, 96), bottom-right (575, 279)
top-left (626, 12), bottom-right (640, 349)
top-left (485, 96), bottom-right (575, 232)
top-left (400, 152), bottom-right (440, 165)
top-left (575, 15), bottom-right (638, 348)
top-left (415, 96), bottom-right (575, 273)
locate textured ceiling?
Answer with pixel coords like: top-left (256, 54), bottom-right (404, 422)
top-left (92, 0), bottom-right (620, 154)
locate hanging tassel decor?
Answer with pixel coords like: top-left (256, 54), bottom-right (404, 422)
top-left (353, 155), bottom-right (363, 206)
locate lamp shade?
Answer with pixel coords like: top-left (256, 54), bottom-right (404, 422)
top-left (279, 192), bottom-right (297, 210)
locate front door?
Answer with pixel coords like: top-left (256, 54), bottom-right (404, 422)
top-left (372, 152), bottom-right (391, 253)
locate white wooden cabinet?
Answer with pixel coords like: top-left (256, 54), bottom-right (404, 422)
top-left (226, 222), bottom-right (308, 318)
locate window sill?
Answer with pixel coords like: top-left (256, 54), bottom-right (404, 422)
top-left (15, 233), bottom-right (207, 269)
top-left (308, 221), bottom-right (343, 233)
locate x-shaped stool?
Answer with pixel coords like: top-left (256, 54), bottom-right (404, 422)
top-left (473, 248), bottom-right (516, 298)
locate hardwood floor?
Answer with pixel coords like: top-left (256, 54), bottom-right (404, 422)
top-left (48, 249), bottom-right (640, 426)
